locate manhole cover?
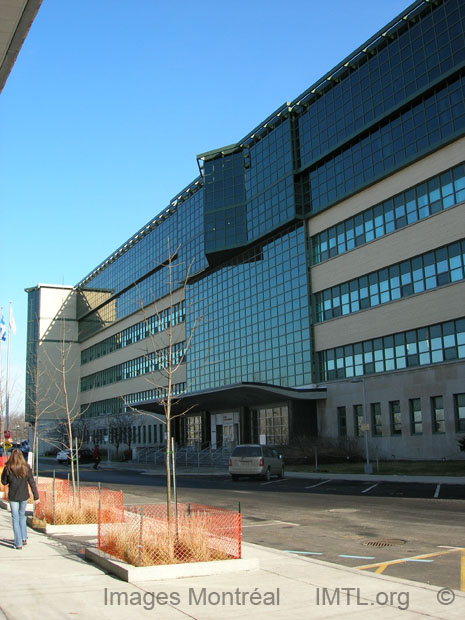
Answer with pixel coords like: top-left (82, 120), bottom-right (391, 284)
top-left (362, 539), bottom-right (406, 548)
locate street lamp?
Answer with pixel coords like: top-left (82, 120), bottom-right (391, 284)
top-left (106, 414), bottom-right (110, 464)
top-left (351, 378), bottom-right (372, 474)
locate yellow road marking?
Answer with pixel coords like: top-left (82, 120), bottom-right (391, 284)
top-left (355, 548), bottom-right (465, 571)
top-left (461, 550), bottom-right (465, 592)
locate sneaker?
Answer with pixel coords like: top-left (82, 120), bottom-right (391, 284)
top-left (16, 546), bottom-right (22, 550)
top-left (22, 540), bottom-right (27, 546)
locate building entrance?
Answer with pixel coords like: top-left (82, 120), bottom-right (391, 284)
top-left (211, 412), bottom-right (239, 449)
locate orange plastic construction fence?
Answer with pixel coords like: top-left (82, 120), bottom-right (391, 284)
top-left (0, 463), bottom-right (6, 498)
top-left (38, 484), bottom-right (124, 525)
top-left (98, 503), bottom-right (242, 567)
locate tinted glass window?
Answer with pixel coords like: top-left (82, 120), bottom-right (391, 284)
top-left (232, 446), bottom-right (262, 457)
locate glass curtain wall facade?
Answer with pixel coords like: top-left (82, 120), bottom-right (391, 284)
top-left (187, 224), bottom-right (311, 390)
top-left (26, 0), bottom-right (465, 458)
top-left (77, 187), bottom-right (206, 341)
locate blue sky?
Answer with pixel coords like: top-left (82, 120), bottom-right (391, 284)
top-left (0, 0), bottom-right (410, 411)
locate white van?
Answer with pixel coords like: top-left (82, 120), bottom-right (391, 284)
top-left (228, 444), bottom-right (284, 481)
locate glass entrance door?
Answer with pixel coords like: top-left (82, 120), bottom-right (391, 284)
top-left (223, 422), bottom-right (238, 449)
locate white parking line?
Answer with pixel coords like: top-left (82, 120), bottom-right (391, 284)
top-left (339, 554), bottom-right (376, 560)
top-left (243, 522), bottom-right (293, 528)
top-left (242, 522), bottom-right (281, 528)
top-left (242, 519), bottom-right (300, 528)
top-left (305, 479), bottom-right (331, 489)
top-left (261, 478), bottom-right (287, 486)
top-left (434, 484), bottom-right (441, 498)
top-left (361, 483), bottom-right (379, 494)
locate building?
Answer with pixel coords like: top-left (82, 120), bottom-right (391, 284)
top-left (26, 0), bottom-right (465, 461)
top-left (0, 0), bottom-right (42, 95)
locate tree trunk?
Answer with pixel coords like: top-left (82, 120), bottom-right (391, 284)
top-left (165, 418), bottom-right (171, 522)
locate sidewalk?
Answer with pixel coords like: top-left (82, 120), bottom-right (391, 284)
top-left (1, 506), bottom-right (464, 619)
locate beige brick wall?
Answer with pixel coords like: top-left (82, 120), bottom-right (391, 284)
top-left (314, 281), bottom-right (465, 351)
top-left (310, 202), bottom-right (465, 291)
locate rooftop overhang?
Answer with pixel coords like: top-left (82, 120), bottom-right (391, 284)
top-left (129, 382), bottom-right (327, 415)
top-left (0, 0), bottom-right (42, 94)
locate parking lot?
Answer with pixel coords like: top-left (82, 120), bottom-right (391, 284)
top-left (253, 474), bottom-right (465, 500)
top-left (227, 474), bottom-right (465, 590)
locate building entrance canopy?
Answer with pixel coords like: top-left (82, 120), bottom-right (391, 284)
top-left (129, 382), bottom-right (326, 415)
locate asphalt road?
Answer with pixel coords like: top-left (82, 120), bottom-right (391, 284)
top-left (39, 464), bottom-right (465, 592)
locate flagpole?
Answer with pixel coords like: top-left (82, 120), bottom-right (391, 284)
top-left (0, 305), bottom-right (3, 442)
top-left (5, 302), bottom-right (12, 432)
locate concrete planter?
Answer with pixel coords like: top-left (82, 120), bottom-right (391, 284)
top-left (1, 499), bottom-right (34, 513)
top-left (85, 546), bottom-right (259, 582)
top-left (26, 516), bottom-right (98, 537)
top-left (44, 522), bottom-right (98, 536)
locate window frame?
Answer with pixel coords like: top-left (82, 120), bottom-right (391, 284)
top-left (409, 398), bottom-right (423, 435)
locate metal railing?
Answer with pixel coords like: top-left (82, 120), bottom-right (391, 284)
top-left (135, 444), bottom-right (231, 468)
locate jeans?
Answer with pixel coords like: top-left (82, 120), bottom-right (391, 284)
top-left (10, 500), bottom-right (28, 548)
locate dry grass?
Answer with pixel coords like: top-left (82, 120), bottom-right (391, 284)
top-left (38, 485), bottom-right (124, 525)
top-left (100, 512), bottom-right (232, 566)
top-left (43, 498), bottom-right (119, 525)
top-left (49, 501), bottom-right (97, 524)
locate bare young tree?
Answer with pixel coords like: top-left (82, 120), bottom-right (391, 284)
top-left (107, 412), bottom-right (135, 459)
top-left (7, 412), bottom-right (31, 443)
top-left (26, 297), bottom-right (90, 492)
top-left (126, 240), bottom-right (207, 519)
top-left (53, 418), bottom-right (89, 452)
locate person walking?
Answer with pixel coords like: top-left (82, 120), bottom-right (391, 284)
top-left (92, 444), bottom-right (101, 470)
top-left (1, 448), bottom-right (39, 549)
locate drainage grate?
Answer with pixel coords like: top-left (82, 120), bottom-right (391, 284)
top-left (362, 539), bottom-right (406, 548)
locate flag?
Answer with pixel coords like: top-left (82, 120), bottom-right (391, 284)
top-left (9, 306), bottom-right (16, 335)
top-left (0, 315), bottom-right (5, 341)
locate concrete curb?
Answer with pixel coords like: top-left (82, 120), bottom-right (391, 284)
top-left (25, 516), bottom-right (98, 537)
top-left (39, 458), bottom-right (465, 484)
top-left (0, 499), bottom-right (34, 513)
top-left (85, 546), bottom-right (259, 582)
top-left (243, 541), bottom-right (465, 595)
